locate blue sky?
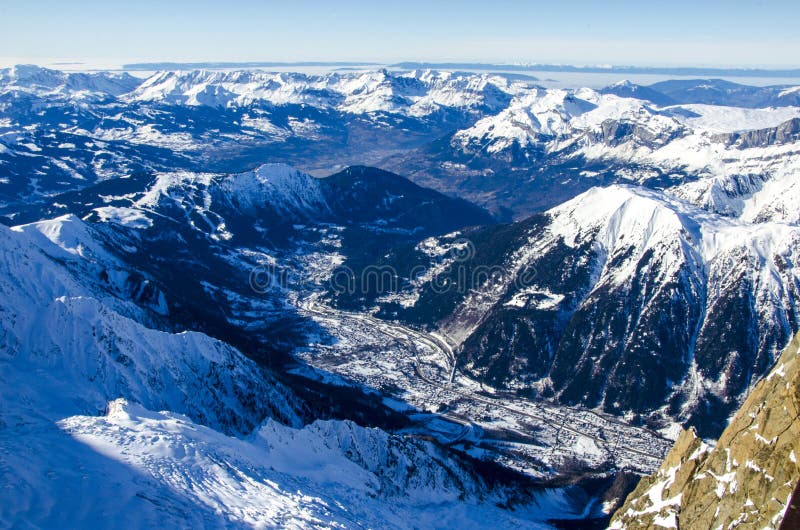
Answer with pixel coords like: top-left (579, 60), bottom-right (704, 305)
top-left (1, 0), bottom-right (797, 67)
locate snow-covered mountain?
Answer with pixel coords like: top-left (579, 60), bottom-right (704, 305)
top-left (342, 183), bottom-right (800, 437)
top-left (44, 399), bottom-right (550, 529)
top-left (384, 85), bottom-right (800, 218)
top-left (124, 68), bottom-right (529, 115)
top-left (3, 65), bottom-right (799, 223)
top-left (0, 213), bottom-right (303, 432)
top-left (0, 64), bottom-right (141, 99)
top-left (71, 162), bottom-right (493, 244)
top-left (452, 89), bottom-right (688, 156)
top-left (451, 88), bottom-right (601, 152)
top-left (0, 66), bottom-right (535, 209)
top-left (599, 80), bottom-right (679, 107)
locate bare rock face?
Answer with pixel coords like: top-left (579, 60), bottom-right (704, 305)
top-left (610, 333), bottom-right (800, 529)
top-left (715, 117), bottom-right (800, 149)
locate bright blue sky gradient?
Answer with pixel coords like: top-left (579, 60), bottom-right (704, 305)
top-left (1, 0), bottom-right (798, 67)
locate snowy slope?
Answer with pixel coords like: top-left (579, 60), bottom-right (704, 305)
top-left (17, 399), bottom-right (547, 529)
top-left (217, 163), bottom-right (331, 218)
top-left (113, 163), bottom-right (331, 235)
top-left (669, 104), bottom-right (800, 132)
top-left (0, 216), bottom-right (302, 433)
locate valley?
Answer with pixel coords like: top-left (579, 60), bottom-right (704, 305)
top-left (294, 294), bottom-right (671, 475)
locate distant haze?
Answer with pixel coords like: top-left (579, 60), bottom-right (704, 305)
top-left (1, 0), bottom-right (798, 68)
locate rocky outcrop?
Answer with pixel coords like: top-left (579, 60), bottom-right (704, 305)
top-left (589, 118), bottom-right (685, 148)
top-left (610, 332), bottom-right (800, 529)
top-left (714, 118), bottom-right (800, 149)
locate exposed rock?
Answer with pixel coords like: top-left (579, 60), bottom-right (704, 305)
top-left (714, 117), bottom-right (800, 149)
top-left (610, 332), bottom-right (800, 529)
top-left (589, 118), bottom-right (685, 148)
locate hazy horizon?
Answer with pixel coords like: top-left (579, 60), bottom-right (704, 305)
top-left (2, 0), bottom-right (799, 69)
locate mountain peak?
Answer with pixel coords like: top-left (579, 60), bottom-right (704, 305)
top-left (251, 162), bottom-right (310, 182)
top-left (217, 163), bottom-right (328, 217)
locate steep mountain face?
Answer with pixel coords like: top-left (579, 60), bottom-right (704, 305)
top-left (714, 117), bottom-right (800, 148)
top-left (610, 332), bottom-right (800, 529)
top-left (0, 215), bottom-right (303, 434)
top-left (338, 185), bottom-right (800, 436)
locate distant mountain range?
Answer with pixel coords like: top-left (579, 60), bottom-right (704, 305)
top-left (121, 60), bottom-right (800, 79)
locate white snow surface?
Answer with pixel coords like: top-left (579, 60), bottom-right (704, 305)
top-left (218, 163), bottom-right (330, 217)
top-left (670, 104), bottom-right (800, 133)
top-left (0, 216), bottom-right (301, 433)
top-left (31, 399), bottom-right (548, 529)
